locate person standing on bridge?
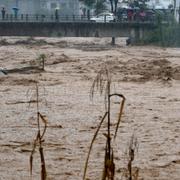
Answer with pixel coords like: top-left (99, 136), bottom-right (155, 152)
top-left (1, 7), bottom-right (5, 20)
top-left (12, 7), bottom-right (19, 19)
top-left (55, 7), bottom-right (59, 21)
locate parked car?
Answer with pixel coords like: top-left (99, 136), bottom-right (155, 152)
top-left (90, 12), bottom-right (115, 22)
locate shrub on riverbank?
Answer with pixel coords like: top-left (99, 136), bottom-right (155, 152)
top-left (140, 14), bottom-right (180, 47)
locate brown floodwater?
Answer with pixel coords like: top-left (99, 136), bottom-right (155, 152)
top-left (0, 37), bottom-right (180, 180)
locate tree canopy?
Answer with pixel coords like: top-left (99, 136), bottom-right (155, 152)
top-left (108, 0), bottom-right (118, 14)
top-left (126, 0), bottom-right (150, 9)
top-left (81, 0), bottom-right (106, 15)
top-left (82, 0), bottom-right (96, 8)
top-left (94, 0), bottom-right (106, 15)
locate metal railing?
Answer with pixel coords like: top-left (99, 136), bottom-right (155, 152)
top-left (0, 14), bottom-right (91, 22)
top-left (0, 13), bottom-right (172, 23)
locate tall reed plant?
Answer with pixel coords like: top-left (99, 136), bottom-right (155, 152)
top-left (83, 66), bottom-right (126, 180)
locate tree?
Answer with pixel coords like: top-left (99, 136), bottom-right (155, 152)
top-left (127, 0), bottom-right (150, 9)
top-left (80, 0), bottom-right (96, 18)
top-left (109, 0), bottom-right (118, 15)
top-left (94, 0), bottom-right (106, 15)
top-left (82, 0), bottom-right (96, 9)
top-left (81, 0), bottom-right (106, 15)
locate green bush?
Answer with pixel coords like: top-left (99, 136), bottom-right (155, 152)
top-left (141, 13), bottom-right (180, 47)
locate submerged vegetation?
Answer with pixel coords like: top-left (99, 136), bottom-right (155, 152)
top-left (30, 84), bottom-right (47, 180)
top-left (143, 24), bottom-right (180, 47)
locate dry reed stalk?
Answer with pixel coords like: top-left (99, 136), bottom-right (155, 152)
top-left (109, 94), bottom-right (126, 139)
top-left (83, 65), bottom-right (126, 180)
top-left (127, 136), bottom-right (138, 180)
top-left (102, 140), bottom-right (115, 180)
top-left (30, 84), bottom-right (47, 180)
top-left (83, 112), bottom-right (108, 180)
top-left (102, 93), bottom-right (125, 180)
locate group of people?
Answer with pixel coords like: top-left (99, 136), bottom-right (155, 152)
top-left (1, 7), bottom-right (19, 20)
top-left (1, 7), bottom-right (59, 21)
top-left (117, 8), bottom-right (155, 22)
top-left (127, 9), bottom-right (147, 21)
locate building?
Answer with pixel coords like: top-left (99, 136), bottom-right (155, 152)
top-left (40, 0), bottom-right (80, 15)
top-left (0, 0), bottom-right (80, 15)
top-left (0, 0), bottom-right (40, 14)
top-left (147, 0), bottom-right (174, 9)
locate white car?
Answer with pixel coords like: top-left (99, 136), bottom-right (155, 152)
top-left (90, 12), bottom-right (115, 23)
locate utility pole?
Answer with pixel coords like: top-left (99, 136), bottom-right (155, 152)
top-left (173, 0), bottom-right (180, 22)
top-left (174, 0), bottom-right (176, 17)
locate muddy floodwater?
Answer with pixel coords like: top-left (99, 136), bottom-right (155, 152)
top-left (0, 37), bottom-right (180, 180)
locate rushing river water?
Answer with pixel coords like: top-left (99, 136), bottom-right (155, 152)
top-left (0, 37), bottom-right (180, 179)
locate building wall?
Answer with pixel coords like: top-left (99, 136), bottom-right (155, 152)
top-left (147, 0), bottom-right (174, 8)
top-left (0, 0), bottom-right (40, 14)
top-left (40, 0), bottom-right (80, 15)
top-left (0, 21), bottom-right (157, 39)
top-left (0, 0), bottom-right (79, 15)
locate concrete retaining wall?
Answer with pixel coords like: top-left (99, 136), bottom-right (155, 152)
top-left (0, 22), bottom-right (157, 39)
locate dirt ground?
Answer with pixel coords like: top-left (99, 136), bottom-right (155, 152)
top-left (0, 37), bottom-right (180, 180)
